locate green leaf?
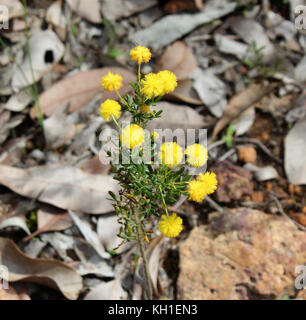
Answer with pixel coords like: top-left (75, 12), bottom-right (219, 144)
top-left (108, 48), bottom-right (122, 58)
top-left (108, 249), bottom-right (117, 256)
top-left (108, 191), bottom-right (118, 201)
top-left (223, 124), bottom-right (235, 148)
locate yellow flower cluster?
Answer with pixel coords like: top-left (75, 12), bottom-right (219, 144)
top-left (140, 105), bottom-right (150, 114)
top-left (141, 70), bottom-right (177, 98)
top-left (151, 132), bottom-right (159, 140)
top-left (101, 72), bottom-right (123, 92)
top-left (130, 46), bottom-right (151, 64)
top-left (185, 144), bottom-right (208, 167)
top-left (100, 99), bottom-right (121, 122)
top-left (158, 213), bottom-right (183, 238)
top-left (187, 172), bottom-right (218, 203)
top-left (121, 124), bottom-right (145, 149)
top-left (158, 142), bottom-right (183, 167)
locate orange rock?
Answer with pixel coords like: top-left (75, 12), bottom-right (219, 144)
top-left (237, 146), bottom-right (257, 164)
top-left (178, 208), bottom-right (306, 300)
top-left (303, 207), bottom-right (306, 214)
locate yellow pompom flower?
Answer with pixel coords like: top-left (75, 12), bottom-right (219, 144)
top-left (141, 73), bottom-right (163, 98)
top-left (121, 124), bottom-right (144, 149)
top-left (187, 179), bottom-right (207, 203)
top-left (158, 70), bottom-right (177, 95)
top-left (187, 171), bottom-right (218, 203)
top-left (101, 72), bottom-right (123, 92)
top-left (185, 144), bottom-right (208, 167)
top-left (158, 142), bottom-right (183, 167)
top-left (151, 132), bottom-right (159, 140)
top-left (130, 46), bottom-right (151, 64)
top-left (140, 105), bottom-right (150, 114)
top-left (198, 172), bottom-right (218, 195)
top-left (158, 213), bottom-right (183, 237)
top-left (100, 99), bottom-right (121, 122)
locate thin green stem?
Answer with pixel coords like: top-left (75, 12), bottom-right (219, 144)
top-left (133, 206), bottom-right (153, 300)
top-left (166, 164), bottom-right (183, 176)
top-left (138, 63), bottom-right (141, 84)
top-left (159, 185), bottom-right (169, 216)
top-left (112, 115), bottom-right (121, 132)
top-left (115, 88), bottom-right (125, 104)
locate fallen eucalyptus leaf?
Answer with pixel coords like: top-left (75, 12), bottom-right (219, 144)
top-left (148, 101), bottom-right (207, 130)
top-left (0, 0), bottom-right (23, 22)
top-left (155, 41), bottom-right (197, 80)
top-left (129, 2), bottom-right (237, 50)
top-left (215, 34), bottom-right (248, 60)
top-left (0, 286), bottom-right (22, 300)
top-left (294, 55), bottom-right (306, 83)
top-left (101, 0), bottom-right (157, 21)
top-left (0, 164), bottom-right (118, 214)
top-left (46, 0), bottom-right (66, 29)
top-left (43, 103), bottom-right (76, 148)
top-left (147, 236), bottom-right (164, 294)
top-left (167, 79), bottom-right (202, 105)
top-left (69, 210), bottom-right (110, 259)
top-left (30, 67), bottom-right (136, 118)
top-left (192, 69), bottom-right (227, 118)
top-left (211, 83), bottom-right (274, 141)
top-left (25, 205), bottom-right (73, 241)
top-left (230, 17), bottom-right (275, 63)
top-left (244, 163), bottom-right (279, 181)
top-left (12, 30), bottom-right (65, 91)
top-left (0, 216), bottom-right (30, 235)
top-left (84, 278), bottom-right (127, 300)
top-left (232, 107), bottom-right (255, 136)
top-left (4, 88), bottom-right (33, 112)
top-left (285, 89), bottom-right (306, 124)
top-left (97, 215), bottom-right (133, 254)
top-left (66, 0), bottom-right (102, 23)
top-left (40, 232), bottom-right (75, 260)
top-left (0, 238), bottom-right (82, 299)
top-left (285, 118), bottom-right (306, 185)
top-left (0, 111), bottom-right (25, 144)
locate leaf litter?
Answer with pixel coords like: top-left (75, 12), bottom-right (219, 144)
top-left (0, 0), bottom-right (305, 300)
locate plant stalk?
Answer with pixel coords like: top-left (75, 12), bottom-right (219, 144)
top-left (133, 206), bottom-right (153, 300)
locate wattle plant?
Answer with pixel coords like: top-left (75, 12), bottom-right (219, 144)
top-left (99, 46), bottom-right (218, 300)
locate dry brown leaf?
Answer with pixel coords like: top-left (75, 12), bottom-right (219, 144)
top-left (79, 155), bottom-right (111, 175)
top-left (147, 235), bottom-right (164, 296)
top-left (24, 205), bottom-right (73, 241)
top-left (84, 278), bottom-right (127, 300)
top-left (0, 238), bottom-right (82, 300)
top-left (0, 164), bottom-right (118, 214)
top-left (211, 83), bottom-right (274, 141)
top-left (155, 41), bottom-right (197, 80)
top-left (148, 101), bottom-right (208, 130)
top-left (0, 0), bottom-right (24, 22)
top-left (285, 118), bottom-right (306, 185)
top-left (167, 79), bottom-right (202, 105)
top-left (12, 31), bottom-right (65, 90)
top-left (30, 67), bottom-right (136, 118)
top-left (0, 284), bottom-right (31, 300)
top-left (0, 287), bottom-right (21, 300)
top-left (66, 0), bottom-right (101, 24)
